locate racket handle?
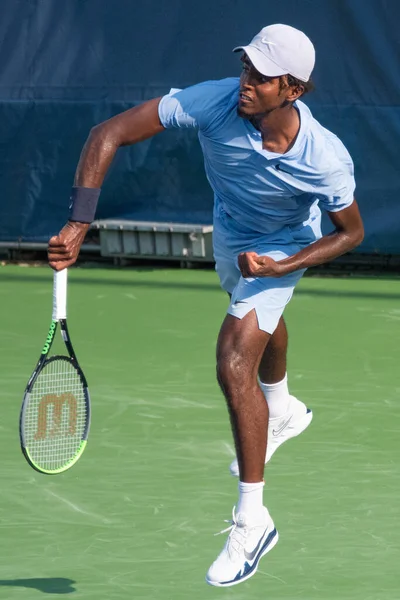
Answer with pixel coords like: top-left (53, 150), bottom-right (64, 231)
top-left (52, 269), bottom-right (68, 321)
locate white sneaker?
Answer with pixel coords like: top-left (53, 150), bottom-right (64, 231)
top-left (206, 506), bottom-right (278, 587)
top-left (229, 396), bottom-right (313, 477)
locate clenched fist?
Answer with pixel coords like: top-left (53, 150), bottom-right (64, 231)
top-left (48, 221), bottom-right (90, 270)
top-left (238, 252), bottom-right (285, 278)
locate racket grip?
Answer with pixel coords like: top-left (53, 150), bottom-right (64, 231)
top-left (52, 269), bottom-right (68, 320)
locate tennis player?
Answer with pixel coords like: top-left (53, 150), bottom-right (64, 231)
top-left (48, 24), bottom-right (364, 587)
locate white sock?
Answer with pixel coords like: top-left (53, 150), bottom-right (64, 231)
top-left (236, 481), bottom-right (265, 523)
top-left (259, 373), bottom-right (290, 419)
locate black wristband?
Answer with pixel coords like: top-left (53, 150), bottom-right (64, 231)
top-left (69, 186), bottom-right (101, 224)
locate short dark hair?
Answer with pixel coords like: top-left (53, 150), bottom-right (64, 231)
top-left (279, 74), bottom-right (315, 96)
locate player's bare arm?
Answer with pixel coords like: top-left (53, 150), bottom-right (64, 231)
top-left (48, 98), bottom-right (164, 270)
top-left (238, 200), bottom-right (364, 278)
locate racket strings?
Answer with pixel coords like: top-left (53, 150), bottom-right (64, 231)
top-left (24, 358), bottom-right (88, 471)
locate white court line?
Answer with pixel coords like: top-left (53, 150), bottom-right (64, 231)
top-left (45, 489), bottom-right (111, 524)
top-left (257, 570), bottom-right (288, 584)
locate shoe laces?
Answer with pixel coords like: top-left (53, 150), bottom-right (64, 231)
top-left (215, 507), bottom-right (248, 560)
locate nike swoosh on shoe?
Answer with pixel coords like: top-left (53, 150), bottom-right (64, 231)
top-left (272, 416), bottom-right (292, 436)
top-left (243, 527), bottom-right (269, 562)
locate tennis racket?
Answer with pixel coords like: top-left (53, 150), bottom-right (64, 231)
top-left (20, 268), bottom-right (91, 474)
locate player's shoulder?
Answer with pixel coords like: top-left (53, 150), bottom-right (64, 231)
top-left (160, 77), bottom-right (239, 132)
top-left (300, 101), bottom-right (354, 180)
top-left (169, 77), bottom-right (239, 109)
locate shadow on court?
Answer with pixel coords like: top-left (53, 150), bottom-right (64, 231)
top-left (1, 271), bottom-right (400, 301)
top-left (0, 578), bottom-right (76, 594)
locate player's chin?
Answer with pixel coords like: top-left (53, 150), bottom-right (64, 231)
top-left (237, 102), bottom-right (258, 119)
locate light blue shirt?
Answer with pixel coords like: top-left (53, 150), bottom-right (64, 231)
top-left (158, 78), bottom-right (355, 234)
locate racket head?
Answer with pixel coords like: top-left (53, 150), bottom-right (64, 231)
top-left (20, 355), bottom-right (91, 475)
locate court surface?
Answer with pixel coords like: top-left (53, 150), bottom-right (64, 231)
top-left (0, 264), bottom-right (399, 600)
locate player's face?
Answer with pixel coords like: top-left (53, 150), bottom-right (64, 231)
top-left (238, 54), bottom-right (289, 117)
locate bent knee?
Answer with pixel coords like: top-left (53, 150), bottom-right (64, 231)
top-left (216, 350), bottom-right (254, 394)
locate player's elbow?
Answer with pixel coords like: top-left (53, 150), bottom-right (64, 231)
top-left (347, 224), bottom-right (364, 250)
top-left (89, 121), bottom-right (121, 151)
top-left (352, 224), bottom-right (365, 248)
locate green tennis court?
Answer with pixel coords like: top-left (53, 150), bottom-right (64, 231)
top-left (1, 264), bottom-right (399, 599)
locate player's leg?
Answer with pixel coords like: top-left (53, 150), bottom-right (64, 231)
top-left (257, 315), bottom-right (313, 467)
top-left (229, 316), bottom-right (312, 477)
top-left (259, 315), bottom-right (288, 383)
top-left (217, 310), bottom-right (270, 483)
top-left (259, 315), bottom-right (290, 418)
top-left (206, 309), bottom-right (278, 587)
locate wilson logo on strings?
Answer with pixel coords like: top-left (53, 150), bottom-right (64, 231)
top-left (34, 392), bottom-right (78, 440)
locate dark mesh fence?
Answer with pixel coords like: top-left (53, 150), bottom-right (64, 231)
top-left (0, 0), bottom-right (399, 253)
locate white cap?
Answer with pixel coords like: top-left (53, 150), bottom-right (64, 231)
top-left (233, 24), bottom-right (315, 82)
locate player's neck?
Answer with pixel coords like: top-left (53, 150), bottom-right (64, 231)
top-left (251, 105), bottom-right (300, 154)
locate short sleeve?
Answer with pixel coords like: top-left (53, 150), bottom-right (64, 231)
top-left (317, 142), bottom-right (356, 212)
top-left (158, 78), bottom-right (239, 132)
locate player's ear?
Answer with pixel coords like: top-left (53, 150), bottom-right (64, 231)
top-left (287, 83), bottom-right (304, 102)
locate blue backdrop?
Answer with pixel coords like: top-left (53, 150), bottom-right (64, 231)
top-left (1, 0), bottom-right (399, 253)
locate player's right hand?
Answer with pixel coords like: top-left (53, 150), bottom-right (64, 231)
top-left (48, 221), bottom-right (90, 270)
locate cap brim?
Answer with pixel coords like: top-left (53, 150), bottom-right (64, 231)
top-left (233, 45), bottom-right (287, 78)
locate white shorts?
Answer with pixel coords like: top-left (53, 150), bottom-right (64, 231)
top-left (213, 203), bottom-right (322, 334)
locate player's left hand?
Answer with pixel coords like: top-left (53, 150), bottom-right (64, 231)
top-left (238, 252), bottom-right (285, 278)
